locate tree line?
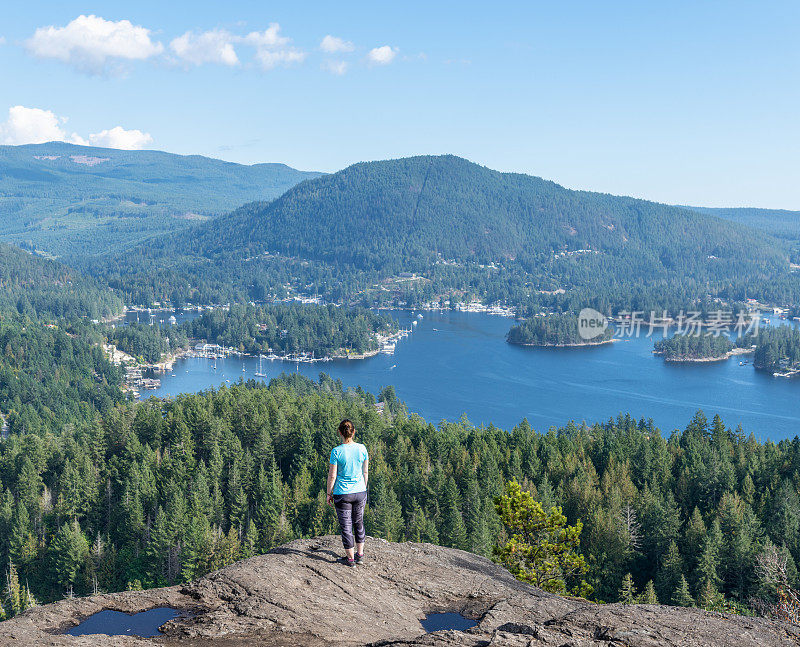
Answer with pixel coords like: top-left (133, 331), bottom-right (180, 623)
top-left (0, 375), bottom-right (795, 619)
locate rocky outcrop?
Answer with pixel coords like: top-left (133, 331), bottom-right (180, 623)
top-left (0, 535), bottom-right (797, 646)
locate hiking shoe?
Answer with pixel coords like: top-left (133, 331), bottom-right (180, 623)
top-left (354, 553), bottom-right (364, 564)
top-left (343, 556), bottom-right (356, 567)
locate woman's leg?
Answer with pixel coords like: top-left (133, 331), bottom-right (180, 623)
top-left (352, 491), bottom-right (367, 556)
top-left (333, 496), bottom-right (356, 559)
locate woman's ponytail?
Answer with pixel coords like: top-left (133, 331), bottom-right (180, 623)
top-left (338, 419), bottom-right (355, 439)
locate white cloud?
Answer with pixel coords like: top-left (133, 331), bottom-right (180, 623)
top-left (244, 23), bottom-right (290, 49)
top-left (87, 126), bottom-right (153, 150)
top-left (170, 29), bottom-right (239, 66)
top-left (0, 106), bottom-right (80, 145)
top-left (0, 105), bottom-right (152, 149)
top-left (0, 37), bottom-right (6, 46)
top-left (320, 35), bottom-right (354, 54)
top-left (322, 60), bottom-right (348, 76)
top-left (245, 24), bottom-right (306, 70)
top-left (367, 45), bottom-right (397, 65)
top-left (26, 14), bottom-right (163, 74)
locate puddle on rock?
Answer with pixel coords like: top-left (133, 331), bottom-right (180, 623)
top-left (421, 612), bottom-right (477, 633)
top-left (65, 607), bottom-right (183, 637)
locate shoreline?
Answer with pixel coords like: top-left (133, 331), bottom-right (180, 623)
top-left (654, 347), bottom-right (755, 363)
top-left (509, 337), bottom-right (617, 348)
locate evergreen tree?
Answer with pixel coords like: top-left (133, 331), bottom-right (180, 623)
top-left (619, 572), bottom-right (637, 604)
top-left (638, 580), bottom-right (658, 604)
top-left (440, 477), bottom-right (468, 550)
top-left (493, 480), bottom-right (590, 596)
top-left (672, 574), bottom-right (694, 607)
top-left (49, 521), bottom-right (90, 590)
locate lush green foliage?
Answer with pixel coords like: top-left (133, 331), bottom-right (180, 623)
top-left (654, 334), bottom-right (734, 360)
top-left (507, 313), bottom-right (613, 346)
top-left (493, 480), bottom-right (590, 595)
top-left (0, 243), bottom-right (122, 321)
top-left (0, 315), bottom-right (123, 435)
top-left (0, 376), bottom-right (795, 614)
top-left (754, 326), bottom-right (800, 373)
top-left (0, 142), bottom-right (319, 257)
top-left (182, 303), bottom-right (399, 356)
top-left (106, 323), bottom-right (189, 363)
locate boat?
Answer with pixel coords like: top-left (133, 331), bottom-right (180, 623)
top-left (417, 314), bottom-right (423, 319)
top-left (255, 354), bottom-right (268, 377)
top-left (389, 364), bottom-right (396, 370)
top-left (412, 320), bottom-right (418, 326)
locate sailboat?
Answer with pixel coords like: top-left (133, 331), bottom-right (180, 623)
top-left (255, 354), bottom-right (268, 377)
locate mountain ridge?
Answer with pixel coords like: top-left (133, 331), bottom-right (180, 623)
top-left (0, 142), bottom-right (321, 257)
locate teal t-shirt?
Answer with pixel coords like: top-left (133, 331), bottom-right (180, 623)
top-left (329, 442), bottom-right (368, 495)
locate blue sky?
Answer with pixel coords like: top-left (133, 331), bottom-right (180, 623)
top-left (1, 1), bottom-right (798, 208)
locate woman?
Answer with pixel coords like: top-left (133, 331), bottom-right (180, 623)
top-left (327, 419), bottom-right (369, 567)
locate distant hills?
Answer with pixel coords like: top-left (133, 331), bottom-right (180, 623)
top-left (686, 206), bottom-right (800, 242)
top-left (0, 142), bottom-right (320, 256)
top-left (91, 154), bottom-right (800, 310)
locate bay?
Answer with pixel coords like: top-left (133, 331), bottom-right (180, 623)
top-left (133, 310), bottom-right (800, 441)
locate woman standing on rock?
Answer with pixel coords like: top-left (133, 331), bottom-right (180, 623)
top-left (327, 419), bottom-right (369, 567)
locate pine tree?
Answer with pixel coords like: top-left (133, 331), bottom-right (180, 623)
top-left (695, 519), bottom-right (722, 593)
top-left (656, 540), bottom-right (683, 603)
top-left (5, 560), bottom-right (21, 617)
top-left (49, 521), bottom-right (90, 590)
top-left (672, 574), bottom-right (694, 607)
top-left (464, 477), bottom-right (490, 556)
top-left (638, 580), bottom-right (658, 604)
top-left (619, 572), bottom-right (637, 604)
top-left (698, 578), bottom-right (722, 610)
top-left (440, 477), bottom-right (468, 550)
top-left (493, 480), bottom-right (589, 596)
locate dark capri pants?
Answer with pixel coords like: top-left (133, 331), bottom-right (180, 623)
top-left (333, 491), bottom-right (367, 549)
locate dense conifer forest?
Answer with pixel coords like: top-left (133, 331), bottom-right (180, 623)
top-left (653, 334), bottom-right (735, 361)
top-left (507, 313), bottom-right (614, 346)
top-left (0, 375), bottom-right (795, 617)
top-left (0, 315), bottom-right (123, 436)
top-left (181, 303), bottom-right (399, 356)
top-left (753, 326), bottom-right (800, 373)
top-left (0, 243), bottom-right (122, 321)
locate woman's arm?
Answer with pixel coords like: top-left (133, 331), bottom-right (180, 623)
top-left (326, 463), bottom-right (337, 505)
top-left (362, 457), bottom-right (369, 488)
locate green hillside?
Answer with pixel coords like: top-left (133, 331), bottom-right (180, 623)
top-left (0, 242), bottom-right (122, 320)
top-left (0, 142), bottom-right (320, 256)
top-left (92, 155), bottom-right (799, 311)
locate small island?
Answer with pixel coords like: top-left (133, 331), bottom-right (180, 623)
top-left (182, 302), bottom-right (400, 359)
top-left (653, 333), bottom-right (754, 363)
top-left (753, 325), bottom-right (800, 377)
top-left (506, 313), bottom-right (614, 347)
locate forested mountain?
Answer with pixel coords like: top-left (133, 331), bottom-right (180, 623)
top-left (689, 207), bottom-right (800, 242)
top-left (0, 142), bottom-right (320, 256)
top-left (0, 242), bottom-right (122, 320)
top-left (91, 155), bottom-right (800, 312)
top-left (0, 375), bottom-right (794, 615)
